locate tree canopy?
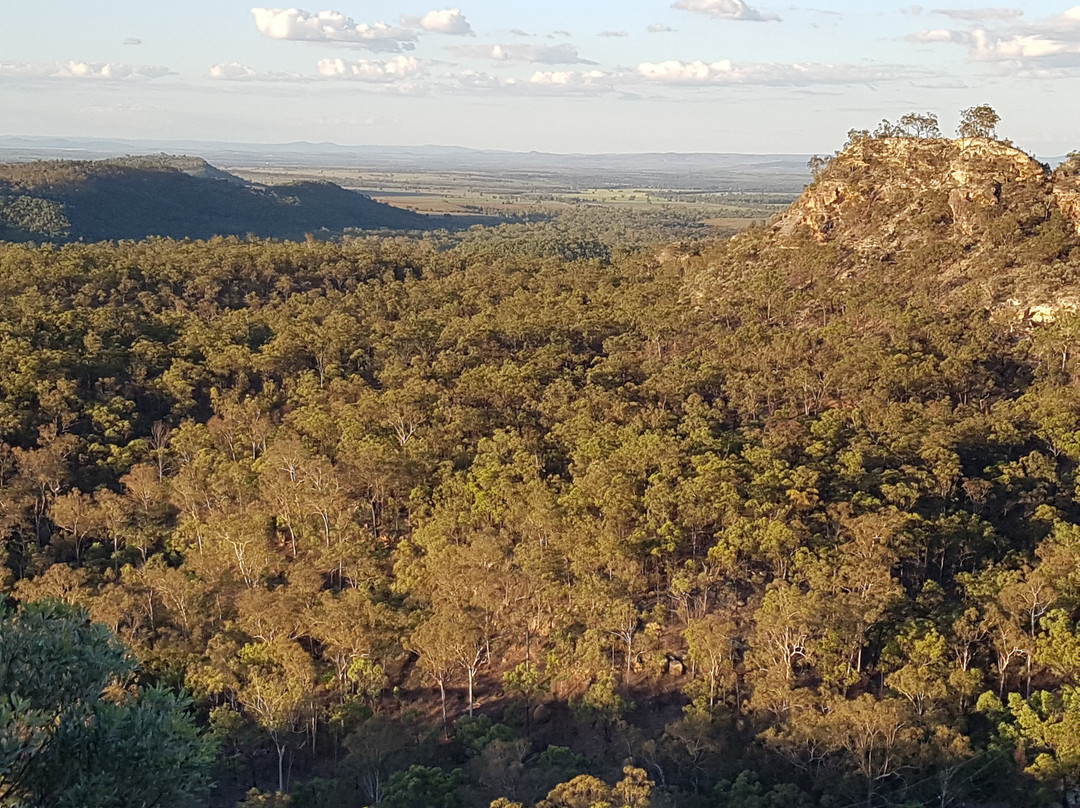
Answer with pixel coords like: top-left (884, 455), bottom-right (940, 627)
top-left (0, 602), bottom-right (215, 808)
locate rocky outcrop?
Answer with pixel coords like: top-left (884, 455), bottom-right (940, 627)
top-left (1054, 185), bottom-right (1080, 235)
top-left (773, 137), bottom-right (1070, 249)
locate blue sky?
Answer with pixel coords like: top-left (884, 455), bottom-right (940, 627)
top-left (2, 1), bottom-right (1079, 155)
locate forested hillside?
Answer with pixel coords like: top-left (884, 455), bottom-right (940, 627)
top-left (6, 123), bottom-right (1080, 807)
top-left (0, 155), bottom-right (438, 242)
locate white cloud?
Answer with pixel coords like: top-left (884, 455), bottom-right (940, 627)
top-left (208, 62), bottom-right (307, 81)
top-left (931, 7), bottom-right (1023, 22)
top-left (417, 8), bottom-right (472, 35)
top-left (971, 31), bottom-right (1072, 59)
top-left (123, 38), bottom-right (142, 46)
top-left (442, 67), bottom-right (616, 96)
top-left (419, 52), bottom-right (924, 96)
top-left (908, 28), bottom-right (971, 43)
top-left (910, 5), bottom-right (1080, 71)
top-left (210, 62), bottom-right (258, 80)
top-left (449, 43), bottom-right (597, 64)
top-left (511, 28), bottom-right (531, 36)
top-left (636, 59), bottom-right (917, 85)
top-left (0, 61), bottom-right (172, 80)
top-left (599, 30), bottom-right (629, 37)
top-left (529, 69), bottom-right (608, 86)
top-left (453, 69), bottom-right (508, 89)
top-left (251, 7), bottom-right (416, 52)
top-left (318, 54), bottom-right (425, 82)
top-left (672, 0), bottom-right (780, 22)
top-left (647, 23), bottom-right (676, 33)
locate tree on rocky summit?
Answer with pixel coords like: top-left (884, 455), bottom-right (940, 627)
top-left (957, 104), bottom-right (1001, 139)
top-left (900, 111), bottom-right (941, 138)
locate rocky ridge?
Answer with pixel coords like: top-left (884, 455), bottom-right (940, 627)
top-left (775, 137), bottom-right (1080, 244)
top-left (759, 136), bottom-right (1080, 319)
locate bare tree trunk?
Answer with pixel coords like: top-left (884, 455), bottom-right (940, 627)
top-left (438, 677), bottom-right (448, 735)
top-left (275, 739), bottom-right (286, 794)
top-left (468, 670), bottom-right (475, 716)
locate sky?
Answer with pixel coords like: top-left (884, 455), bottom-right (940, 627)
top-left (2, 1), bottom-right (1080, 156)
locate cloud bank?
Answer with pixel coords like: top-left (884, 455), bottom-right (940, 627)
top-left (910, 5), bottom-right (1080, 71)
top-left (672, 0), bottom-right (780, 22)
top-left (449, 43), bottom-right (597, 64)
top-left (637, 59), bottom-right (917, 85)
top-left (318, 55), bottom-right (425, 82)
top-left (931, 7), bottom-right (1023, 22)
top-left (0, 61), bottom-right (172, 80)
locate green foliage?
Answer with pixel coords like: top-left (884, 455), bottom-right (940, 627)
top-left (383, 765), bottom-right (465, 808)
top-left (570, 671), bottom-right (633, 725)
top-left (712, 771), bottom-right (813, 808)
top-left (0, 601), bottom-right (214, 808)
top-left (0, 195), bottom-right (70, 240)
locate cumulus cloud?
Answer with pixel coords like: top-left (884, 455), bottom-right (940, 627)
top-left (208, 62), bottom-right (307, 81)
top-left (931, 7), bottom-right (1023, 22)
top-left (416, 8), bottom-right (472, 34)
top-left (318, 54), bottom-right (425, 81)
top-left (636, 59), bottom-right (917, 85)
top-left (528, 69), bottom-right (611, 90)
top-left (315, 54), bottom-right (425, 81)
top-left (672, 0), bottom-right (780, 22)
top-left (0, 61), bottom-right (172, 80)
top-left (453, 69), bottom-right (509, 89)
top-left (599, 30), bottom-right (629, 37)
top-left (910, 5), bottom-right (1080, 70)
top-left (448, 42), bottom-right (597, 64)
top-left (648, 23), bottom-right (676, 33)
top-left (481, 73), bottom-right (613, 95)
top-left (210, 62), bottom-right (258, 80)
top-left (386, 51), bottom-right (928, 96)
top-left (251, 7), bottom-right (416, 51)
top-left (970, 31), bottom-right (1074, 60)
top-left (511, 28), bottom-right (531, 36)
top-left (530, 69), bottom-right (606, 83)
top-left (437, 66), bottom-right (620, 96)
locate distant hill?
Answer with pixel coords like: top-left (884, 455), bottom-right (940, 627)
top-left (0, 155), bottom-right (439, 242)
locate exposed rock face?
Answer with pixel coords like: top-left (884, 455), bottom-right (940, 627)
top-left (1054, 185), bottom-right (1080, 235)
top-left (774, 137), bottom-right (1070, 249)
top-left (721, 137), bottom-right (1080, 322)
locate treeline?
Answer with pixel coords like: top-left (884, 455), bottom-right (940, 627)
top-left (2, 217), bottom-right (1080, 807)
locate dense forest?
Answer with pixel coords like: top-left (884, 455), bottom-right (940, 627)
top-left (7, 118), bottom-right (1080, 807)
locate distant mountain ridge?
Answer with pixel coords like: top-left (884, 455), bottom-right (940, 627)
top-left (0, 155), bottom-right (437, 242)
top-left (0, 135), bottom-right (814, 192)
